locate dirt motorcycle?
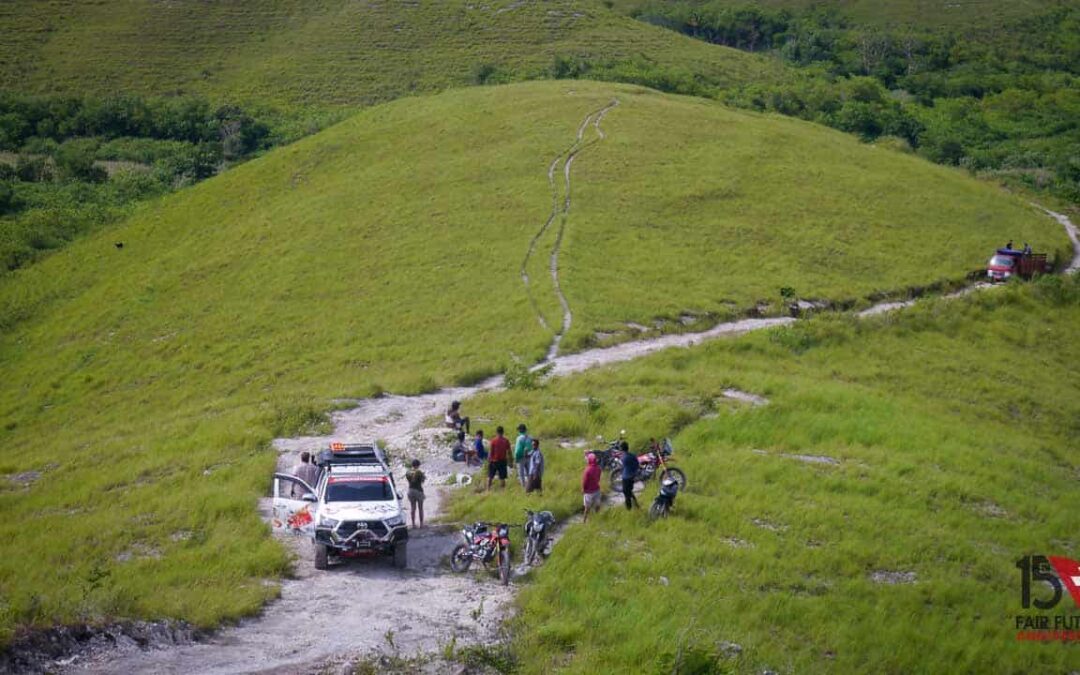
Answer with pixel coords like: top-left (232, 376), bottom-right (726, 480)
top-left (649, 475), bottom-right (680, 520)
top-left (450, 521), bottom-right (513, 585)
top-left (609, 438), bottom-right (687, 492)
top-left (588, 431), bottom-right (627, 471)
top-left (523, 509), bottom-right (555, 566)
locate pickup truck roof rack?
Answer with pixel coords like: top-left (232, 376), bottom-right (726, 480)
top-left (316, 442), bottom-right (388, 469)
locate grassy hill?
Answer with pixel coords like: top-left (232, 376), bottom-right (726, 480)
top-left (0, 80), bottom-right (1067, 643)
top-left (450, 276), bottom-right (1080, 673)
top-left (0, 0), bottom-right (781, 110)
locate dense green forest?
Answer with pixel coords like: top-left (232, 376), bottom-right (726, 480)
top-left (0, 95), bottom-right (275, 271)
top-left (618, 2), bottom-right (1080, 202)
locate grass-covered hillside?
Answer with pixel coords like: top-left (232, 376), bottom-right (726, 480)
top-left (449, 275), bottom-right (1080, 673)
top-left (0, 81), bottom-right (1065, 643)
top-left (0, 0), bottom-right (779, 109)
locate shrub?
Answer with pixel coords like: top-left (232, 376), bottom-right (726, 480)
top-left (14, 155), bottom-right (51, 182)
top-left (503, 356), bottom-right (552, 391)
top-left (55, 143), bottom-right (107, 183)
top-left (0, 180), bottom-right (17, 213)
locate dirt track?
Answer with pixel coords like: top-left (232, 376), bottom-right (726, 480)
top-left (57, 180), bottom-right (1079, 674)
top-left (521, 99), bottom-right (619, 360)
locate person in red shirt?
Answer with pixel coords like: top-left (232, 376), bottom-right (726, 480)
top-left (486, 425), bottom-right (511, 490)
top-left (582, 452), bottom-right (602, 522)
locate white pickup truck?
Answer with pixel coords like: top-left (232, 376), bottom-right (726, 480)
top-left (272, 443), bottom-right (408, 570)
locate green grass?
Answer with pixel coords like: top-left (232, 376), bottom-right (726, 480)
top-left (0, 80), bottom-right (1067, 644)
top-left (448, 274), bottom-right (1080, 673)
top-left (0, 0), bottom-right (780, 111)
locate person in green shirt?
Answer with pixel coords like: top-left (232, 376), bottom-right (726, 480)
top-left (514, 423), bottom-right (532, 487)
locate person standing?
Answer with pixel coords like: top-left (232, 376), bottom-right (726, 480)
top-left (405, 459), bottom-right (426, 528)
top-left (487, 426), bottom-right (510, 490)
top-left (620, 441), bottom-right (639, 510)
top-left (526, 438), bottom-right (545, 494)
top-left (291, 451), bottom-right (320, 497)
top-left (582, 452), bottom-right (602, 522)
top-left (472, 429), bottom-right (486, 466)
top-left (514, 423), bottom-right (532, 486)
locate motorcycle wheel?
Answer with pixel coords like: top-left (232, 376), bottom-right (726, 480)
top-left (450, 544), bottom-right (472, 572)
top-left (524, 536), bottom-right (538, 566)
top-left (498, 549), bottom-right (511, 586)
top-left (609, 468), bottom-right (622, 490)
top-left (661, 467), bottom-right (687, 491)
top-left (649, 501), bottom-right (669, 520)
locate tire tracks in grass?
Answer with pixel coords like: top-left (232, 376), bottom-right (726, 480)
top-left (521, 99), bottom-right (619, 357)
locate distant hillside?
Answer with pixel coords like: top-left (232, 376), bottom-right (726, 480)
top-left (0, 81), bottom-right (1066, 643)
top-left (608, 0), bottom-right (1080, 204)
top-left (0, 0), bottom-right (782, 109)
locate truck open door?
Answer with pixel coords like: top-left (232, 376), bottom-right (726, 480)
top-left (272, 473), bottom-right (316, 536)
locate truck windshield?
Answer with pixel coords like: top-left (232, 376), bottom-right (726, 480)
top-left (990, 255), bottom-right (1015, 267)
top-left (325, 480), bottom-right (393, 502)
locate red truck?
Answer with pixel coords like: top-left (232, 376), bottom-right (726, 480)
top-left (986, 248), bottom-right (1050, 282)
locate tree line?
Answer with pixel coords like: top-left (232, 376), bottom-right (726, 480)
top-left (0, 94), bottom-right (274, 272)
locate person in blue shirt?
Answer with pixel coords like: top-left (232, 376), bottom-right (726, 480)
top-left (473, 429), bottom-right (487, 465)
top-left (620, 441), bottom-right (639, 510)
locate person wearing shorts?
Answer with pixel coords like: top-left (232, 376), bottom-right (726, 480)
top-left (525, 438), bottom-right (544, 495)
top-left (486, 426), bottom-right (510, 490)
top-left (405, 459), bottom-right (426, 528)
top-left (582, 452), bottom-right (602, 522)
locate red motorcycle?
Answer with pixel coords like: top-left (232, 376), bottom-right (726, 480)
top-left (450, 522), bottom-right (513, 585)
top-left (609, 438), bottom-right (687, 492)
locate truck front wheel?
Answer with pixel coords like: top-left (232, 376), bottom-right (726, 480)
top-left (314, 543), bottom-right (329, 570)
top-left (393, 543), bottom-right (408, 569)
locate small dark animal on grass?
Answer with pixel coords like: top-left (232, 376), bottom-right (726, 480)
top-left (114, 242), bottom-right (124, 249)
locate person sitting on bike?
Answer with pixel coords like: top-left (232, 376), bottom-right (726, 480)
top-left (620, 440), bottom-right (639, 510)
top-left (445, 400), bottom-right (470, 434)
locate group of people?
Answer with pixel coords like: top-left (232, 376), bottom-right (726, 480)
top-left (481, 424), bottom-right (546, 493)
top-left (445, 403), bottom-right (546, 494)
top-left (446, 402), bottom-right (653, 524)
top-left (1004, 240), bottom-right (1033, 254)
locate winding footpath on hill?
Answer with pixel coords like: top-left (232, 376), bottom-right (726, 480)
top-left (61, 199), bottom-right (1079, 672)
top-left (521, 99), bottom-right (619, 359)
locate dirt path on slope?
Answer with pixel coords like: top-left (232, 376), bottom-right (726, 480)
top-left (521, 99), bottom-right (619, 360)
top-left (1037, 206), bottom-right (1080, 273)
top-left (548, 100), bottom-right (619, 361)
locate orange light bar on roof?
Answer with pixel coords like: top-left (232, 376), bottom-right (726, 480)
top-left (330, 442), bottom-right (345, 451)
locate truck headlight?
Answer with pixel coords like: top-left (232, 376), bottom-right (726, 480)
top-left (385, 515), bottom-right (405, 528)
top-left (318, 517), bottom-right (339, 529)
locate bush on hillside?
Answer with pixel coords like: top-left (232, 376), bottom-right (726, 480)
top-left (55, 142), bottom-right (107, 183)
